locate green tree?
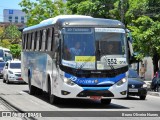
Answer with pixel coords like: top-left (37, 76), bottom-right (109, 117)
top-left (110, 0), bottom-right (148, 25)
top-left (128, 16), bottom-right (160, 73)
top-left (67, 0), bottom-right (116, 18)
top-left (19, 0), bottom-right (71, 26)
top-left (0, 39), bottom-right (11, 48)
top-left (4, 25), bottom-right (21, 44)
top-left (0, 27), bottom-right (5, 41)
top-left (10, 44), bottom-right (21, 59)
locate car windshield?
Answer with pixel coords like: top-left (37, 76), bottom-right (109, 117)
top-left (10, 63), bottom-right (21, 69)
top-left (129, 69), bottom-right (139, 78)
top-left (0, 62), bottom-right (5, 68)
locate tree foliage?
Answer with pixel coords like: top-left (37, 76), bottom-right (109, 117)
top-left (4, 25), bottom-right (21, 44)
top-left (10, 44), bottom-right (21, 59)
top-left (67, 0), bottom-right (116, 18)
top-left (19, 0), bottom-right (71, 26)
top-left (128, 16), bottom-right (160, 56)
top-left (0, 27), bottom-right (5, 41)
top-left (0, 39), bottom-right (11, 48)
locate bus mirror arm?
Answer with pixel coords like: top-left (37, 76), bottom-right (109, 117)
top-left (129, 53), bottom-right (140, 64)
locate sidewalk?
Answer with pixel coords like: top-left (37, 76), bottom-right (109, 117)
top-left (0, 97), bottom-right (22, 120)
top-left (147, 91), bottom-right (160, 97)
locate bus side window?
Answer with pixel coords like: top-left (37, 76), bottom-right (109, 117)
top-left (22, 34), bottom-right (25, 50)
top-left (36, 31), bottom-right (40, 51)
top-left (47, 28), bottom-right (52, 51)
top-left (45, 29), bottom-right (49, 51)
top-left (27, 33), bottom-right (31, 50)
top-left (34, 32), bottom-right (37, 50)
top-left (51, 28), bottom-right (54, 51)
top-left (31, 32), bottom-right (35, 51)
top-left (39, 30), bottom-right (43, 51)
top-left (25, 33), bottom-right (29, 50)
top-left (30, 33), bottom-right (33, 50)
top-left (41, 29), bottom-right (46, 51)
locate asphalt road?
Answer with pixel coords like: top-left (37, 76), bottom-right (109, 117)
top-left (0, 79), bottom-right (160, 120)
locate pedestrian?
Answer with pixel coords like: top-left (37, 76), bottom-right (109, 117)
top-left (139, 64), bottom-right (146, 80)
top-left (69, 41), bottom-right (82, 60)
top-left (155, 68), bottom-right (160, 92)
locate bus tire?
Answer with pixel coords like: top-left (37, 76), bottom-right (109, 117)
top-left (48, 80), bottom-right (60, 104)
top-left (28, 77), bottom-right (36, 95)
top-left (101, 99), bottom-right (111, 105)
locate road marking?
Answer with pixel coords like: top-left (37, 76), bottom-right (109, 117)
top-left (19, 91), bottom-right (28, 95)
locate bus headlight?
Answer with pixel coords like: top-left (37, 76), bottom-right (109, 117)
top-left (64, 78), bottom-right (75, 86)
top-left (142, 84), bottom-right (147, 88)
top-left (116, 78), bottom-right (127, 86)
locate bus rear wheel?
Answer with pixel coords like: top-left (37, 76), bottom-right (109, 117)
top-left (48, 80), bottom-right (60, 104)
top-left (3, 77), bottom-right (6, 83)
top-left (28, 77), bottom-right (36, 95)
top-left (101, 99), bottom-right (111, 105)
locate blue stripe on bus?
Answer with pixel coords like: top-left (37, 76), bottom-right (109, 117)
top-left (82, 87), bottom-right (110, 90)
top-left (64, 73), bottom-right (126, 86)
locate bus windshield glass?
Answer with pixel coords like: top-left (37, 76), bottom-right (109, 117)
top-left (95, 28), bottom-right (125, 57)
top-left (62, 28), bottom-right (95, 69)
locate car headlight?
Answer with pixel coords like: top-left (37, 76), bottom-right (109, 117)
top-left (8, 70), bottom-right (13, 74)
top-left (142, 84), bottom-right (147, 88)
top-left (64, 78), bottom-right (75, 86)
top-left (116, 78), bottom-right (127, 86)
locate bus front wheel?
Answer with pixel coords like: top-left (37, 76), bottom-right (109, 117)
top-left (48, 80), bottom-right (60, 104)
top-left (28, 77), bottom-right (36, 95)
top-left (101, 99), bottom-right (111, 105)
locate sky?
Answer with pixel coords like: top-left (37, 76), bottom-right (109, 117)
top-left (0, 0), bottom-right (36, 22)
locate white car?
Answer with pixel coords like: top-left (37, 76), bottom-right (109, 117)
top-left (3, 60), bottom-right (24, 84)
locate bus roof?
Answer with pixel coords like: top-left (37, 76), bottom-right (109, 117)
top-left (23, 15), bottom-right (125, 32)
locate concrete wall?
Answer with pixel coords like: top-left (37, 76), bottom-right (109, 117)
top-left (131, 57), bottom-right (154, 81)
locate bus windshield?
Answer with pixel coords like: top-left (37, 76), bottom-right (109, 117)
top-left (61, 28), bottom-right (127, 70)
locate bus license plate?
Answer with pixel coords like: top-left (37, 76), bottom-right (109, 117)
top-left (129, 89), bottom-right (138, 92)
top-left (90, 96), bottom-right (102, 100)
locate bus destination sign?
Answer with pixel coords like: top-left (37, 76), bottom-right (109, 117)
top-left (65, 28), bottom-right (92, 33)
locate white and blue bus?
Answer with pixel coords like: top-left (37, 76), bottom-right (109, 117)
top-left (21, 15), bottom-right (133, 105)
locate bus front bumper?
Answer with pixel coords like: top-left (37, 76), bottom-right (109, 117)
top-left (56, 81), bottom-right (128, 99)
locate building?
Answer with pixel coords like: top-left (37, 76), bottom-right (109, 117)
top-left (0, 22), bottom-right (25, 29)
top-left (3, 9), bottom-right (27, 24)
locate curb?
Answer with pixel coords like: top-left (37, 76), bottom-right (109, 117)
top-left (147, 91), bottom-right (160, 97)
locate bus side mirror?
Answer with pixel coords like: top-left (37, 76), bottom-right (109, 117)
top-left (129, 53), bottom-right (139, 64)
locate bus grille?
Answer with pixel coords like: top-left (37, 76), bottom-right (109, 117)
top-left (77, 90), bottom-right (114, 97)
top-left (79, 84), bottom-right (113, 87)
